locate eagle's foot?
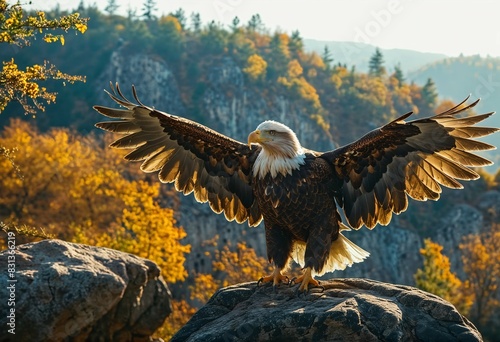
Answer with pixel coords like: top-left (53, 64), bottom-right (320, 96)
top-left (257, 268), bottom-right (289, 288)
top-left (290, 267), bottom-right (320, 292)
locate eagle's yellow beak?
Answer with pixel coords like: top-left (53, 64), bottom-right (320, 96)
top-left (248, 130), bottom-right (261, 147)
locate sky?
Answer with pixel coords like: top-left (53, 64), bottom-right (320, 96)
top-left (27, 0), bottom-right (500, 57)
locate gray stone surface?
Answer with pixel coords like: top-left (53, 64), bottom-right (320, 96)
top-left (0, 239), bottom-right (171, 341)
top-left (172, 278), bottom-right (481, 342)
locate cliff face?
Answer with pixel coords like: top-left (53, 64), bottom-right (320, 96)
top-left (95, 49), bottom-right (496, 288)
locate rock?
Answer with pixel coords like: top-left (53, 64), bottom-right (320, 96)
top-left (435, 204), bottom-right (483, 279)
top-left (97, 47), bottom-right (185, 116)
top-left (476, 190), bottom-right (500, 221)
top-left (335, 225), bottom-right (422, 285)
top-left (172, 278), bottom-right (481, 342)
top-left (0, 239), bottom-right (171, 341)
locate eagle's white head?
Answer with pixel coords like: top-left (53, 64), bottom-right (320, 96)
top-left (248, 120), bottom-right (306, 179)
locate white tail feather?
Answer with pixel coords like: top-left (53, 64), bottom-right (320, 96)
top-left (291, 224), bottom-right (370, 276)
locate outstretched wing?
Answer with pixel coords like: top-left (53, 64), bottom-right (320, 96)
top-left (322, 98), bottom-right (498, 229)
top-left (94, 83), bottom-right (262, 226)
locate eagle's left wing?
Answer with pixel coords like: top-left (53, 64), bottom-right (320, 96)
top-left (321, 98), bottom-right (498, 229)
top-left (94, 83), bottom-right (262, 226)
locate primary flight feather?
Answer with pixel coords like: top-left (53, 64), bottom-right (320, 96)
top-left (95, 83), bottom-right (498, 291)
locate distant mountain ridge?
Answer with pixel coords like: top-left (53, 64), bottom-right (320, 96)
top-left (408, 55), bottom-right (500, 168)
top-left (304, 39), bottom-right (448, 73)
top-left (304, 40), bottom-right (500, 168)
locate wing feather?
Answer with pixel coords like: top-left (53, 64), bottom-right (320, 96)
top-left (323, 98), bottom-right (498, 229)
top-left (94, 83), bottom-right (262, 226)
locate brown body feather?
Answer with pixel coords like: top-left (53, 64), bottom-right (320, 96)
top-left (253, 154), bottom-right (342, 272)
top-left (95, 84), bottom-right (498, 278)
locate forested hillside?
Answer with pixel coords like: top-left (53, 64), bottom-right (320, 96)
top-left (409, 55), bottom-right (500, 126)
top-left (1, 3), bottom-right (500, 340)
top-left (0, 6), bottom-right (439, 146)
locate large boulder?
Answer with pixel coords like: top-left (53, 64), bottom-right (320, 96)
top-left (0, 239), bottom-right (171, 341)
top-left (172, 278), bottom-right (481, 342)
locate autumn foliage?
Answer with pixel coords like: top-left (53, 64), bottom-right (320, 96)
top-left (0, 120), bottom-right (190, 285)
top-left (460, 224), bottom-right (500, 333)
top-left (414, 239), bottom-right (473, 315)
top-left (1, 2), bottom-right (500, 340)
top-left (415, 227), bottom-right (500, 336)
top-left (0, 0), bottom-right (88, 115)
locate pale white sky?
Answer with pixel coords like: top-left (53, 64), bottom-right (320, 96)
top-left (29, 0), bottom-right (500, 57)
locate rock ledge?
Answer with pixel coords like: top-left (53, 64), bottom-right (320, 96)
top-left (0, 239), bottom-right (171, 341)
top-left (172, 278), bottom-right (481, 342)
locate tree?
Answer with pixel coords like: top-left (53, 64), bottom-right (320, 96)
top-left (422, 78), bottom-right (438, 110)
top-left (266, 32), bottom-right (291, 78)
top-left (212, 242), bottom-right (272, 287)
top-left (126, 4), bottom-right (137, 21)
top-left (392, 64), bottom-right (405, 85)
top-left (230, 16), bottom-right (240, 32)
top-left (460, 225), bottom-right (500, 333)
top-left (75, 180), bottom-right (191, 284)
top-left (190, 12), bottom-right (201, 32)
top-left (200, 21), bottom-right (228, 55)
top-left (247, 14), bottom-right (263, 32)
top-left (172, 8), bottom-right (186, 29)
top-left (142, 0), bottom-right (157, 21)
top-left (321, 45), bottom-right (334, 69)
top-left (0, 120), bottom-right (190, 284)
top-left (368, 48), bottom-right (386, 77)
top-left (243, 54), bottom-right (267, 82)
top-left (156, 15), bottom-right (183, 64)
top-left (104, 0), bottom-right (119, 15)
top-left (414, 239), bottom-right (472, 315)
top-left (289, 30), bottom-right (303, 58)
top-left (0, 0), bottom-right (88, 115)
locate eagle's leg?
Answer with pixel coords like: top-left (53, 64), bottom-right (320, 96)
top-left (257, 267), bottom-right (289, 287)
top-left (292, 224), bottom-right (334, 292)
top-left (259, 226), bottom-right (293, 288)
top-left (292, 267), bottom-right (320, 292)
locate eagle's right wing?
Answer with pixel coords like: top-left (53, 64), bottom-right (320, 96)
top-left (322, 98), bottom-right (498, 229)
top-left (94, 83), bottom-right (262, 226)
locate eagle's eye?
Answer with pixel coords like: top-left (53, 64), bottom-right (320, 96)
top-left (268, 130), bottom-right (276, 136)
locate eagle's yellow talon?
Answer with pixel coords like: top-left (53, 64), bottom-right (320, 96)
top-left (257, 268), bottom-right (288, 287)
top-left (292, 267), bottom-right (319, 292)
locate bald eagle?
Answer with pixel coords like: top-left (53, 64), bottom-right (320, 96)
top-left (95, 83), bottom-right (498, 291)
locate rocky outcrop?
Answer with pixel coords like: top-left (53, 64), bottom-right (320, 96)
top-left (0, 239), bottom-right (171, 341)
top-left (96, 48), bottom-right (185, 116)
top-left (435, 204), bottom-right (483, 279)
top-left (172, 278), bottom-right (481, 342)
top-left (335, 224), bottom-right (423, 285)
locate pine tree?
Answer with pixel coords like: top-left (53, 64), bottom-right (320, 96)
top-left (422, 78), bottom-right (438, 108)
top-left (247, 14), bottom-right (262, 32)
top-left (322, 45), bottom-right (333, 69)
top-left (393, 64), bottom-right (405, 84)
top-left (172, 8), bottom-right (186, 29)
top-left (289, 30), bottom-right (303, 58)
top-left (190, 12), bottom-right (201, 32)
top-left (368, 48), bottom-right (386, 77)
top-left (231, 16), bottom-right (240, 32)
top-left (104, 0), bottom-right (119, 15)
top-left (142, 0), bottom-right (157, 21)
